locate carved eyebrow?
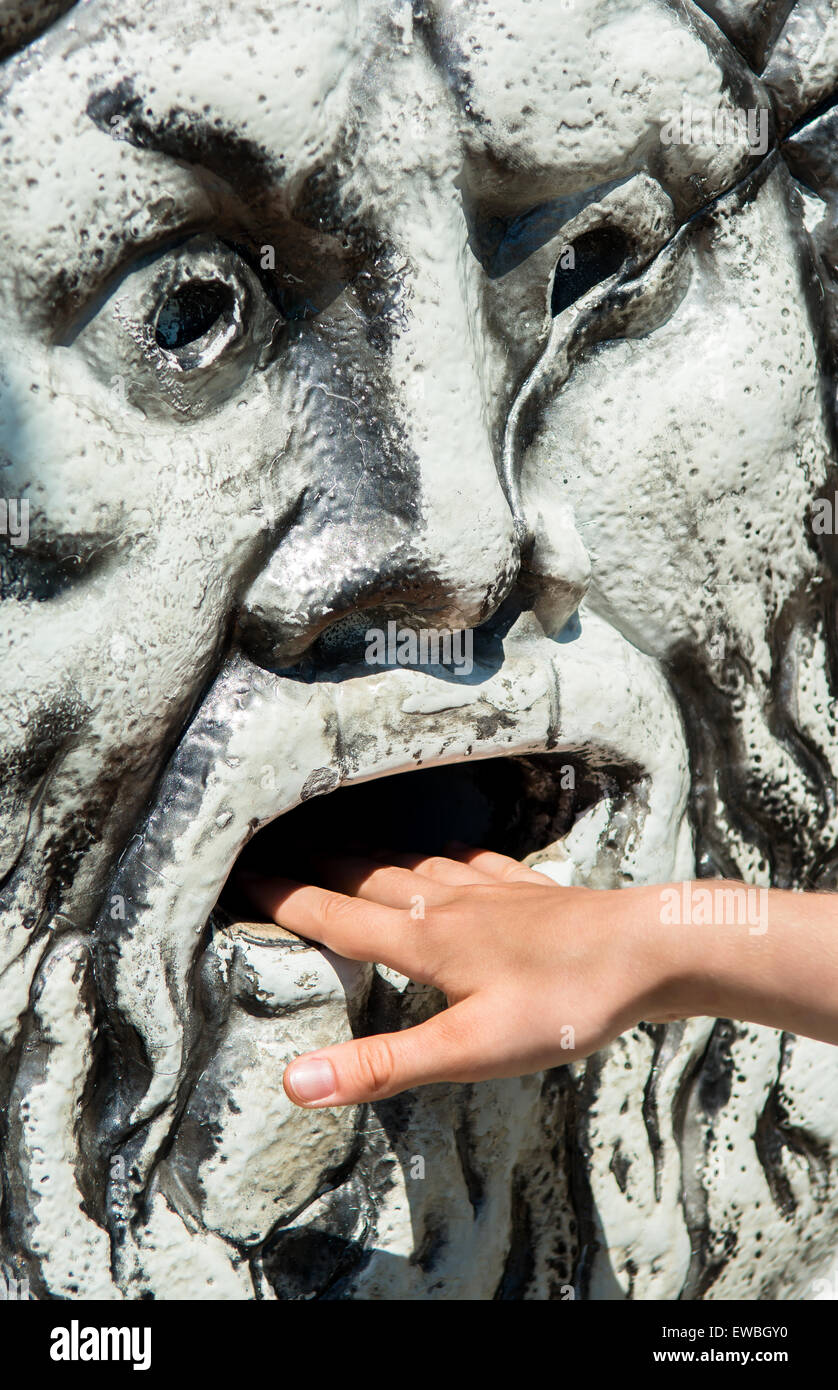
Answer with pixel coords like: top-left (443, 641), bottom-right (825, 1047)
top-left (85, 81), bottom-right (284, 200)
top-left (34, 86), bottom-right (280, 332)
top-left (41, 92), bottom-right (353, 335)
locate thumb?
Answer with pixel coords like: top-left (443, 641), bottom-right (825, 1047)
top-left (283, 1001), bottom-right (484, 1107)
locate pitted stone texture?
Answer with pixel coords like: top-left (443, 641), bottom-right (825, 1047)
top-left (764, 0), bottom-right (838, 129)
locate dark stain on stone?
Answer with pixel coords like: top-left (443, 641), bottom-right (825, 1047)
top-left (86, 79), bottom-right (282, 198)
top-left (609, 1144), bottom-right (631, 1195)
top-left (754, 1032), bottom-right (831, 1220)
top-left (493, 1173), bottom-right (536, 1300)
top-left (453, 1087), bottom-right (485, 1217)
top-left (697, 1019), bottom-right (736, 1115)
top-left (0, 0), bottom-right (77, 63)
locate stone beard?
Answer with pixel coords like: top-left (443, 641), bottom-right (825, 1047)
top-left (1, 0), bottom-right (838, 1300)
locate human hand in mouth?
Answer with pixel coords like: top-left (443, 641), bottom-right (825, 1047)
top-left (241, 854), bottom-right (838, 1107)
top-left (238, 847), bottom-right (673, 1107)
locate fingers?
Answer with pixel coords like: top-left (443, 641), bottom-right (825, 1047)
top-left (446, 844), bottom-right (548, 886)
top-left (239, 873), bottom-right (428, 978)
top-left (283, 998), bottom-right (489, 1107)
top-left (305, 854), bottom-right (457, 910)
top-left (383, 848), bottom-right (494, 887)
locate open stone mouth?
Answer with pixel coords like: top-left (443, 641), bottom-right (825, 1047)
top-left (93, 611), bottom-right (692, 1279)
top-left (97, 608), bottom-right (693, 1088)
top-left (218, 751), bottom-right (638, 930)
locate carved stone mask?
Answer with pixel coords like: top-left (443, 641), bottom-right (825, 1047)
top-left (1, 0), bottom-right (838, 1300)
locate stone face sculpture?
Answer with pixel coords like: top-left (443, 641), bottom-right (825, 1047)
top-left (1, 0), bottom-right (838, 1301)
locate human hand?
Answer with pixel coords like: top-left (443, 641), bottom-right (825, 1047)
top-left (240, 846), bottom-right (671, 1107)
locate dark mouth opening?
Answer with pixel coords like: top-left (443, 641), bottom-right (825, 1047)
top-left (222, 752), bottom-right (637, 912)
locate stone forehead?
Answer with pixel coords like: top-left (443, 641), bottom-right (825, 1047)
top-left (1, 0), bottom-right (765, 195)
top-left (0, 0), bottom-right (772, 337)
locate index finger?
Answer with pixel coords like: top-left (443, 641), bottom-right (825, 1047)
top-left (239, 873), bottom-right (429, 979)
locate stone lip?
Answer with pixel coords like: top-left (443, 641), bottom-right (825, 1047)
top-left (224, 915), bottom-right (310, 948)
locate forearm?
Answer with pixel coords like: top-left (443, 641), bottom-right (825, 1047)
top-left (642, 882), bottom-right (838, 1044)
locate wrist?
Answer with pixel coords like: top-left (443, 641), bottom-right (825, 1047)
top-left (627, 880), bottom-right (765, 1026)
top-left (629, 880), bottom-right (838, 1046)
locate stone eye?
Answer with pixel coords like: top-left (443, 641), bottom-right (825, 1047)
top-left (550, 226), bottom-right (630, 317)
top-left (154, 279), bottom-right (234, 350)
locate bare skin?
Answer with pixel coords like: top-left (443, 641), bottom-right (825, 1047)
top-left (241, 848), bottom-right (838, 1108)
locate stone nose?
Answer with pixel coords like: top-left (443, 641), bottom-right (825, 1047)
top-left (237, 237), bottom-right (521, 668)
top-left (236, 443), bottom-right (520, 669)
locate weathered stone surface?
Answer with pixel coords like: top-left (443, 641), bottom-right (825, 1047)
top-left (0, 0), bottom-right (837, 1301)
top-left (764, 0), bottom-right (838, 130)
